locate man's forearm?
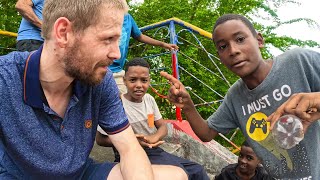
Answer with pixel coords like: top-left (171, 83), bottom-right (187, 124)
top-left (16, 1), bottom-right (42, 28)
top-left (120, 143), bottom-right (153, 179)
top-left (110, 127), bottom-right (154, 180)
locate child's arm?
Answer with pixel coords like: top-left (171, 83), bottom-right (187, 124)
top-left (144, 119), bottom-right (168, 144)
top-left (96, 130), bottom-right (164, 149)
top-left (95, 131), bottom-right (114, 147)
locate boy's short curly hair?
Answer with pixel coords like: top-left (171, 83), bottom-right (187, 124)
top-left (124, 57), bottom-right (150, 73)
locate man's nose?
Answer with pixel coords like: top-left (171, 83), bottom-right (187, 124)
top-left (109, 43), bottom-right (121, 61)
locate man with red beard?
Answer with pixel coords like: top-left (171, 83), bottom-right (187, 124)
top-left (0, 0), bottom-right (187, 179)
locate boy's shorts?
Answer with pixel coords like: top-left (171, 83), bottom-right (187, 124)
top-left (81, 158), bottom-right (117, 180)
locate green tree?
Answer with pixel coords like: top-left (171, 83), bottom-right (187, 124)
top-left (0, 0), bottom-right (21, 54)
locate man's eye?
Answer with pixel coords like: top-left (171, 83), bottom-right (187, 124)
top-left (104, 39), bottom-right (111, 44)
top-left (105, 37), bottom-right (116, 44)
top-left (129, 79), bottom-right (136, 82)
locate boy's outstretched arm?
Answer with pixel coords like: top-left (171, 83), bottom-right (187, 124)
top-left (268, 92), bottom-right (320, 134)
top-left (15, 0), bottom-right (42, 28)
top-left (143, 119), bottom-right (167, 145)
top-left (95, 131), bottom-right (113, 147)
top-left (136, 34), bottom-right (179, 51)
top-left (96, 128), bottom-right (164, 149)
top-left (160, 71), bottom-right (218, 142)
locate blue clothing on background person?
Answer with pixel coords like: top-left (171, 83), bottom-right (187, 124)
top-left (17, 0), bottom-right (44, 42)
top-left (0, 48), bottom-right (129, 179)
top-left (108, 14), bottom-right (142, 73)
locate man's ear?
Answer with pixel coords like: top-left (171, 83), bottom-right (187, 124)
top-left (256, 32), bottom-right (265, 48)
top-left (53, 17), bottom-right (73, 48)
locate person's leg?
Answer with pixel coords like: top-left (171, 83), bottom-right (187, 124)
top-left (146, 148), bottom-right (209, 180)
top-left (107, 164), bottom-right (188, 180)
top-left (82, 158), bottom-right (187, 180)
top-left (152, 164), bottom-right (188, 180)
top-left (81, 159), bottom-right (117, 180)
top-left (16, 39), bottom-right (43, 52)
top-left (173, 157), bottom-right (209, 180)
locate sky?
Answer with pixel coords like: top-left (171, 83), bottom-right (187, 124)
top-left (130, 0), bottom-right (320, 55)
top-left (269, 0), bottom-right (320, 55)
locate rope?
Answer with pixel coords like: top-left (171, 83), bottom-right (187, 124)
top-left (142, 51), bottom-right (171, 59)
top-left (229, 128), bottom-right (240, 141)
top-left (149, 85), bottom-right (167, 99)
top-left (218, 133), bottom-right (241, 152)
top-left (179, 51), bottom-right (227, 82)
top-left (179, 65), bottom-right (224, 98)
top-left (186, 87), bottom-right (216, 110)
top-left (176, 29), bottom-right (231, 87)
top-left (177, 36), bottom-right (203, 50)
top-left (150, 67), bottom-right (168, 71)
top-left (194, 100), bottom-right (223, 107)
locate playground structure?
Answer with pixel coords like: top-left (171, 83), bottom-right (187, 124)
top-left (0, 30), bottom-right (17, 37)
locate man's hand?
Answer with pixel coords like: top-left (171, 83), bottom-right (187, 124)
top-left (160, 71), bottom-right (193, 109)
top-left (267, 92), bottom-right (320, 133)
top-left (136, 134), bottom-right (164, 148)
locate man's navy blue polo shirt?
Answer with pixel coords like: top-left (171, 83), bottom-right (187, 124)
top-left (0, 47), bottom-right (129, 179)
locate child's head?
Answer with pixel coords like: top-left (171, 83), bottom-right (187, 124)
top-left (123, 57), bottom-right (150, 102)
top-left (212, 14), bottom-right (264, 78)
top-left (236, 141), bottom-right (261, 176)
top-left (213, 14), bottom-right (257, 37)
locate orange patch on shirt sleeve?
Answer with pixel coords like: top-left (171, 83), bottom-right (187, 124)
top-left (147, 114), bottom-right (155, 128)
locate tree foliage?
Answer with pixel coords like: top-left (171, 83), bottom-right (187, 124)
top-left (0, 0), bottom-right (21, 54)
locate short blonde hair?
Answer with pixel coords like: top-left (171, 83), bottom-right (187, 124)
top-left (42, 0), bottom-right (128, 40)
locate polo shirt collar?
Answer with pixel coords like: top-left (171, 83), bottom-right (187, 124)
top-left (23, 46), bottom-right (88, 109)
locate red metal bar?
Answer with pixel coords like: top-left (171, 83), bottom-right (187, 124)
top-left (171, 52), bottom-right (182, 122)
